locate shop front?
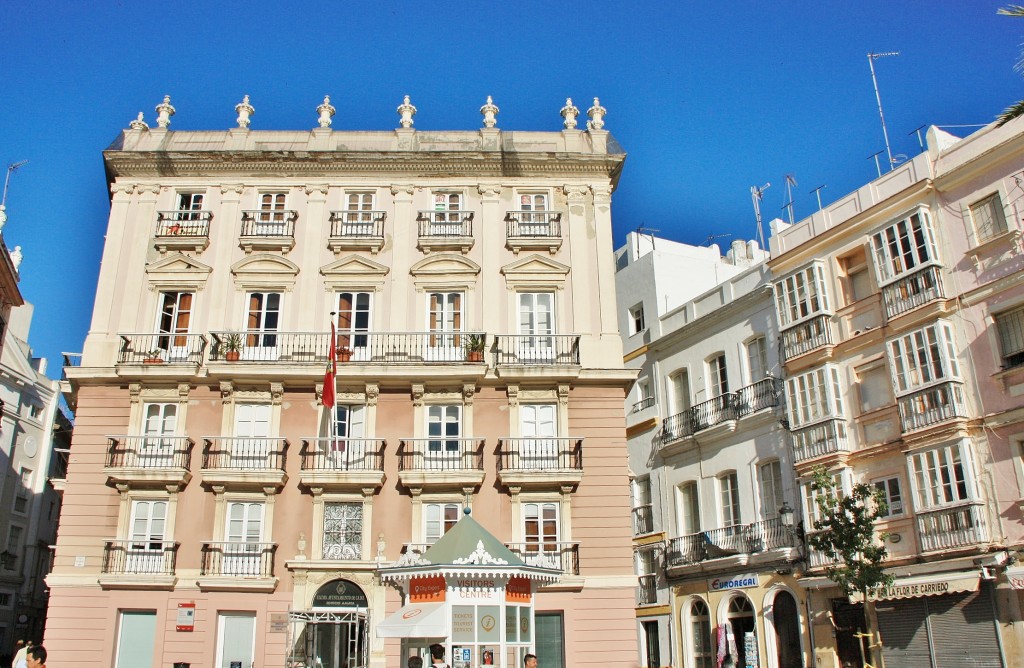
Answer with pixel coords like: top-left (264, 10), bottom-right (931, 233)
top-left (377, 510), bottom-right (560, 668)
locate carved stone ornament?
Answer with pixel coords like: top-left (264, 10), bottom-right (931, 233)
top-left (220, 381), bottom-right (234, 403)
top-left (558, 383), bottom-right (570, 407)
top-left (591, 185), bottom-right (612, 205)
top-left (365, 383), bottom-right (379, 407)
top-left (305, 183), bottom-right (329, 197)
top-left (506, 385), bottom-right (519, 408)
top-left (462, 382), bottom-right (476, 406)
top-left (395, 550), bottom-right (431, 567)
top-left (480, 96), bottom-right (500, 128)
top-left (128, 383), bottom-right (142, 404)
top-left (0, 205), bottom-right (6, 232)
top-left (560, 98), bottom-right (579, 129)
top-left (477, 183), bottom-right (502, 198)
top-left (178, 383), bottom-right (191, 402)
top-left (411, 383), bottom-right (424, 407)
top-left (391, 184), bottom-right (415, 198)
top-left (10, 246), bottom-right (22, 271)
top-left (155, 95), bottom-right (175, 128)
top-left (235, 95), bottom-right (255, 129)
top-left (397, 95), bottom-right (417, 128)
top-left (563, 185), bottom-right (588, 201)
top-left (452, 540), bottom-right (508, 566)
top-left (316, 95), bottom-right (336, 128)
top-left (271, 382), bottom-right (284, 405)
top-left (129, 112), bottom-right (149, 131)
top-left (586, 97), bottom-right (607, 131)
top-left (220, 183), bottom-right (245, 196)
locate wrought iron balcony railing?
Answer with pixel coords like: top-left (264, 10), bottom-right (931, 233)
top-left (633, 505), bottom-right (654, 536)
top-left (916, 501), bottom-right (988, 553)
top-left (493, 335), bottom-right (580, 366)
top-left (240, 210), bottom-right (297, 237)
top-left (200, 541), bottom-right (276, 577)
top-left (497, 438), bottom-right (582, 472)
top-left (632, 396), bottom-right (656, 413)
top-left (300, 438), bottom-right (385, 472)
top-left (416, 210), bottom-right (474, 237)
top-left (208, 331), bottom-right (488, 364)
top-left (790, 419), bottom-right (850, 463)
top-left (781, 314), bottom-right (833, 361)
top-left (897, 381), bottom-right (967, 432)
top-left (882, 265), bottom-right (945, 320)
top-left (329, 210), bottom-right (387, 238)
top-left (661, 379), bottom-right (779, 445)
top-left (505, 542), bottom-right (580, 574)
top-left (102, 540), bottom-right (178, 575)
top-left (106, 436), bottom-right (193, 470)
top-left (155, 210), bottom-right (212, 237)
top-left (117, 333), bottom-right (207, 365)
top-left (202, 437), bottom-right (288, 471)
top-left (398, 438), bottom-right (484, 471)
top-left (505, 211), bottom-right (562, 238)
top-left (665, 519), bottom-right (796, 567)
top-left (637, 574), bottom-right (658, 605)
top-left (50, 447), bottom-right (70, 482)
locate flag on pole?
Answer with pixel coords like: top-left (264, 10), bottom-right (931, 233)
top-left (322, 320), bottom-right (337, 407)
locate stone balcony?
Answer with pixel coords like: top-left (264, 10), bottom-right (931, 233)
top-left (154, 210), bottom-right (211, 253)
top-left (105, 436), bottom-right (193, 489)
top-left (504, 211), bottom-right (563, 254)
top-left (98, 539), bottom-right (178, 590)
top-left (416, 211), bottom-right (475, 253)
top-left (665, 519), bottom-right (798, 574)
top-left (298, 438), bottom-right (386, 491)
top-left (239, 210), bottom-right (297, 253)
top-left (198, 541), bottom-right (278, 592)
top-left (661, 378), bottom-right (780, 449)
top-left (116, 333), bottom-right (207, 371)
top-left (495, 437), bottom-right (583, 490)
top-left (200, 437), bottom-right (288, 490)
top-left (327, 210), bottom-right (386, 255)
top-left (397, 438), bottom-right (485, 491)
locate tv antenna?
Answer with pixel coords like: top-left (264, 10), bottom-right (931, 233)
top-left (868, 51), bottom-right (900, 171)
top-left (2, 160), bottom-right (29, 208)
top-left (705, 233), bottom-right (731, 247)
top-left (635, 225), bottom-right (660, 253)
top-left (810, 184), bottom-right (827, 211)
top-left (751, 182), bottom-right (770, 248)
top-left (781, 174), bottom-right (798, 225)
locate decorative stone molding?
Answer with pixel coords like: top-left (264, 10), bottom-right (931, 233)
top-left (111, 183), bottom-right (135, 196)
top-left (586, 97), bottom-right (606, 130)
top-left (210, 484), bottom-right (226, 495)
top-left (304, 184), bottom-right (329, 197)
top-left (314, 382), bottom-right (324, 404)
top-left (235, 95), bottom-right (254, 129)
top-left (563, 185), bottom-right (588, 201)
top-left (507, 385), bottom-right (519, 408)
top-left (316, 96), bottom-right (335, 128)
top-left (115, 483), bottom-right (131, 496)
top-left (155, 95), bottom-right (175, 128)
top-left (558, 383), bottom-right (570, 407)
top-left (177, 383), bottom-right (191, 403)
top-left (129, 112), bottom-right (149, 131)
top-left (480, 96), bottom-right (499, 128)
top-left (270, 383), bottom-right (284, 406)
top-left (453, 540), bottom-right (508, 565)
top-left (591, 186), bottom-right (612, 206)
top-left (390, 184), bottom-right (415, 198)
top-left (477, 183), bottom-right (502, 199)
top-left (128, 383), bottom-right (142, 405)
top-left (365, 383), bottom-right (379, 407)
top-left (462, 383), bottom-right (476, 406)
top-left (411, 383), bottom-right (424, 407)
top-left (220, 381), bottom-right (234, 403)
top-left (397, 95), bottom-right (416, 128)
top-left (220, 183), bottom-right (245, 196)
top-left (560, 98), bottom-right (579, 129)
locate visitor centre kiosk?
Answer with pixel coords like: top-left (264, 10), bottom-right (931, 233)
top-left (377, 510), bottom-right (561, 668)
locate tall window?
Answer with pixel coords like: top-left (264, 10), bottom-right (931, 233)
top-left (224, 502), bottom-right (264, 573)
top-left (332, 404), bottom-right (365, 440)
top-left (177, 192), bottom-right (204, 211)
top-left (433, 193), bottom-right (463, 224)
top-left (689, 599), bottom-right (714, 668)
top-left (887, 321), bottom-right (960, 395)
top-left (426, 405), bottom-right (461, 465)
top-left (257, 192), bottom-right (287, 222)
top-left (524, 502), bottom-right (560, 553)
top-left (856, 363), bottom-right (893, 414)
top-left (708, 354), bottom-right (729, 397)
top-left (519, 292), bottom-right (555, 357)
top-left (677, 482), bottom-right (700, 535)
top-left (520, 404), bottom-right (557, 469)
top-left (873, 477), bottom-right (904, 517)
top-left (141, 403), bottom-right (177, 465)
top-left (802, 470), bottom-right (849, 525)
top-left (3, 525), bottom-right (22, 570)
top-left (427, 292), bottom-right (463, 357)
top-left (157, 292), bottom-right (193, 353)
top-left (336, 292), bottom-right (371, 350)
top-left (13, 468), bottom-right (31, 514)
top-left (910, 443), bottom-right (972, 509)
top-left (234, 404), bottom-right (271, 469)
top-left (995, 305), bottom-right (1024, 369)
top-left (519, 193), bottom-right (549, 225)
top-left (669, 371), bottom-right (691, 415)
top-left (246, 292), bottom-right (281, 349)
top-left (128, 500), bottom-right (167, 572)
top-left (719, 473), bottom-right (741, 528)
top-left (774, 263), bottom-right (830, 327)
top-left (786, 365), bottom-right (844, 428)
top-left (322, 502), bottom-right (362, 560)
top-left (758, 460), bottom-right (784, 520)
top-left (746, 336), bottom-right (768, 382)
top-left (628, 304), bottom-right (645, 336)
top-left (969, 193), bottom-right (1008, 243)
top-left (870, 210), bottom-right (939, 284)
top-left (634, 477), bottom-right (652, 535)
top-left (424, 502), bottom-right (461, 544)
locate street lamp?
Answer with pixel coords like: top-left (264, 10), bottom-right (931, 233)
top-left (779, 501), bottom-right (795, 529)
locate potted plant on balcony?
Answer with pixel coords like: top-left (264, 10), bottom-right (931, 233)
top-left (222, 332), bottom-right (243, 361)
top-left (143, 349), bottom-right (165, 364)
top-left (335, 343), bottom-right (353, 362)
top-left (464, 334), bottom-right (486, 362)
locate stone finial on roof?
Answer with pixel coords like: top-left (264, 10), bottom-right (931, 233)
top-left (397, 95), bottom-right (417, 128)
top-left (316, 95), bottom-right (336, 128)
top-left (480, 95), bottom-right (499, 128)
top-left (586, 97), bottom-right (607, 131)
top-left (155, 95), bottom-right (175, 128)
top-left (560, 98), bottom-right (580, 129)
top-left (10, 245), bottom-right (22, 271)
top-left (235, 95), bottom-right (254, 129)
top-left (129, 112), bottom-right (149, 131)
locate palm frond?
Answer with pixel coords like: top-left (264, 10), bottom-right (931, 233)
top-left (998, 5), bottom-right (1024, 16)
top-left (997, 99), bottom-right (1024, 126)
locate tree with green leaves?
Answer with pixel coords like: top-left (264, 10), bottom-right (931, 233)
top-left (806, 467), bottom-right (894, 667)
top-left (998, 5), bottom-right (1024, 125)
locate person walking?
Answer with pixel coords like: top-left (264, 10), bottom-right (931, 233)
top-left (429, 644), bottom-right (449, 668)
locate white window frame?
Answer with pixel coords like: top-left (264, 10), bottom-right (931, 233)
top-left (887, 320), bottom-right (961, 396)
top-left (745, 336), bottom-right (769, 383)
top-left (773, 262), bottom-right (831, 328)
top-left (718, 472), bottom-right (741, 528)
top-left (629, 303), bottom-right (646, 336)
top-left (785, 364), bottom-right (845, 428)
top-left (156, 291), bottom-right (194, 358)
top-left (177, 192), bottom-right (204, 212)
top-left (335, 291), bottom-right (372, 355)
top-left (758, 460), bottom-right (784, 521)
top-left (801, 469), bottom-right (852, 526)
top-left (523, 501), bottom-right (561, 548)
top-left (908, 441), bottom-right (976, 510)
top-left (969, 192), bottom-right (1009, 243)
top-left (686, 597), bottom-right (714, 668)
top-left (424, 502), bottom-right (463, 544)
top-left (872, 476), bottom-right (904, 517)
top-left (677, 481), bottom-right (700, 536)
top-left (256, 192), bottom-right (288, 222)
top-left (432, 192), bottom-right (464, 224)
top-left (870, 208), bottom-right (939, 286)
top-left (244, 291), bottom-right (282, 354)
top-left (995, 305), bottom-right (1024, 370)
top-left (708, 353), bottom-right (729, 397)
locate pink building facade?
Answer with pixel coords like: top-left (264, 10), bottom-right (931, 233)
top-left (46, 98), bottom-right (639, 668)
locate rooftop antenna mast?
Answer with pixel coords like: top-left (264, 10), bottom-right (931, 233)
top-left (868, 51), bottom-right (900, 171)
top-left (635, 225), bottom-right (660, 253)
top-left (781, 174), bottom-right (797, 225)
top-left (751, 182), bottom-right (770, 248)
top-left (2, 160), bottom-right (29, 208)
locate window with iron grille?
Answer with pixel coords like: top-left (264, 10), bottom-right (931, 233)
top-left (322, 502), bottom-right (362, 560)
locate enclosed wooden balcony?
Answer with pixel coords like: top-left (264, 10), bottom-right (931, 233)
top-left (496, 437), bottom-right (583, 489)
top-left (781, 314), bottom-right (833, 361)
top-left (897, 381), bottom-right (968, 433)
top-left (790, 419), bottom-right (850, 463)
top-left (916, 501), bottom-right (989, 553)
top-left (882, 265), bottom-right (945, 320)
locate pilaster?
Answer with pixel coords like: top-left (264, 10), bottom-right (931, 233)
top-left (478, 183), bottom-right (503, 329)
top-left (389, 184), bottom-right (415, 329)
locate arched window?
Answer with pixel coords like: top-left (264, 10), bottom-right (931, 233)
top-left (688, 598), bottom-right (714, 668)
top-left (726, 595), bottom-right (756, 668)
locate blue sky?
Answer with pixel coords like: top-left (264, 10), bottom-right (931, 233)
top-left (1, 1), bottom-right (1021, 377)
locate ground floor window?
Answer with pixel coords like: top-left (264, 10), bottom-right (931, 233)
top-left (723, 595), bottom-right (756, 668)
top-left (535, 612), bottom-right (565, 668)
top-left (770, 590), bottom-right (802, 668)
top-left (687, 598), bottom-right (714, 668)
top-left (642, 619), bottom-right (661, 668)
top-left (115, 610), bottom-right (156, 668)
top-left (217, 612), bottom-right (256, 668)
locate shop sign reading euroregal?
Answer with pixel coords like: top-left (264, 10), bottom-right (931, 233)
top-left (708, 573), bottom-right (759, 592)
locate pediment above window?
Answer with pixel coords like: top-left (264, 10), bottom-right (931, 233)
top-left (231, 254), bottom-right (300, 289)
top-left (145, 252), bottom-right (212, 290)
top-left (409, 253), bottom-right (481, 278)
top-left (320, 254), bottom-right (390, 291)
top-left (500, 254), bottom-right (570, 289)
